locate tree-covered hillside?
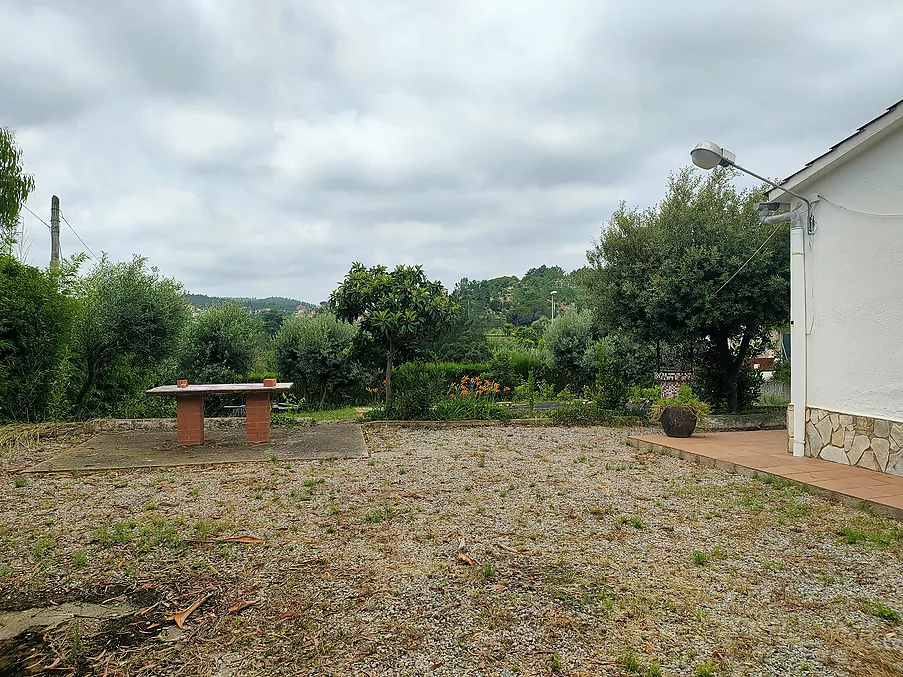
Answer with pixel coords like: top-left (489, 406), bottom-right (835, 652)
top-left (185, 294), bottom-right (317, 313)
top-left (452, 265), bottom-right (588, 326)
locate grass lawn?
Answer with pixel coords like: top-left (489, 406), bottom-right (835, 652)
top-left (1, 424), bottom-right (902, 676)
top-left (305, 406), bottom-right (363, 422)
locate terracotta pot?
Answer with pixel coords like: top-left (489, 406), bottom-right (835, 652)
top-left (263, 378), bottom-right (277, 387)
top-left (177, 379), bottom-right (189, 389)
top-left (660, 406), bottom-right (697, 438)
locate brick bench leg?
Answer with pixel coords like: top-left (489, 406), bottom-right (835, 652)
top-left (246, 392), bottom-right (271, 443)
top-left (177, 395), bottom-right (205, 446)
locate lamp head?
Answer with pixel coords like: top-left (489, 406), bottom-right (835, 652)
top-left (690, 141), bottom-right (736, 170)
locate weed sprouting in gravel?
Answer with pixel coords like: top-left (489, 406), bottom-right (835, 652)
top-left (193, 518), bottom-right (221, 541)
top-left (618, 648), bottom-right (642, 673)
top-left (693, 550), bottom-right (709, 566)
top-left (30, 534), bottom-right (55, 560)
top-left (619, 515), bottom-right (646, 529)
top-left (72, 550), bottom-right (88, 567)
top-left (13, 475), bottom-right (27, 488)
top-left (549, 651), bottom-right (563, 672)
top-left (303, 477), bottom-right (326, 487)
top-left (695, 659), bottom-right (717, 676)
top-left (866, 601), bottom-right (902, 622)
top-left (477, 562), bottom-right (496, 582)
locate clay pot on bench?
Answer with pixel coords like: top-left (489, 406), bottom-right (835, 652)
top-left (659, 406), bottom-right (698, 438)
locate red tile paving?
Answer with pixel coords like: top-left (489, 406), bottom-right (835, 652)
top-left (627, 430), bottom-right (903, 520)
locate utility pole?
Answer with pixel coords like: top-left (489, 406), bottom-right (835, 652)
top-left (50, 195), bottom-right (60, 268)
top-left (550, 290), bottom-right (558, 322)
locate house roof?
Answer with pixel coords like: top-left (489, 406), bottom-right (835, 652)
top-left (768, 97), bottom-right (903, 203)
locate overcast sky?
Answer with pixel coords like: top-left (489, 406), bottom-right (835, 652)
top-left (3, 1), bottom-right (901, 301)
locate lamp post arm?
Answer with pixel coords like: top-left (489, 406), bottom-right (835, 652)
top-left (722, 159), bottom-right (814, 233)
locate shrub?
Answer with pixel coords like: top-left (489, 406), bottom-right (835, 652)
top-left (485, 349), bottom-right (544, 390)
top-left (182, 302), bottom-right (263, 383)
top-left (396, 361), bottom-right (488, 389)
top-left (549, 402), bottom-right (649, 427)
top-left (0, 256), bottom-right (74, 422)
top-left (593, 333), bottom-right (658, 409)
top-left (651, 385), bottom-right (710, 423)
top-left (273, 313), bottom-right (364, 408)
top-left (543, 310), bottom-right (596, 389)
top-left (69, 256), bottom-right (190, 419)
top-left (388, 363), bottom-right (446, 419)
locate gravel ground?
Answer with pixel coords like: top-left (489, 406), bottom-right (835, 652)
top-left (1, 424), bottom-right (902, 677)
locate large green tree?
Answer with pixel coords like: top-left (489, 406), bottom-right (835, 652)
top-left (0, 127), bottom-right (35, 255)
top-left (585, 167), bottom-right (789, 411)
top-left (70, 256), bottom-right (190, 418)
top-left (330, 263), bottom-right (455, 411)
top-left (182, 302), bottom-right (263, 383)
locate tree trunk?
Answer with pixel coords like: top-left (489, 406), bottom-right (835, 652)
top-left (73, 359), bottom-right (96, 420)
top-left (384, 348), bottom-right (394, 413)
top-left (713, 332), bottom-right (752, 413)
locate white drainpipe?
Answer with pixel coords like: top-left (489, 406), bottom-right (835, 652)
top-left (762, 209), bottom-right (807, 457)
top-left (789, 217), bottom-right (807, 457)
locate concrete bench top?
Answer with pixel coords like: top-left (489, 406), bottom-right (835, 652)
top-left (146, 383), bottom-right (294, 396)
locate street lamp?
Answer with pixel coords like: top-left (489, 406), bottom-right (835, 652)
top-left (690, 141), bottom-right (814, 234)
top-left (690, 140), bottom-right (810, 458)
top-left (550, 291), bottom-right (558, 323)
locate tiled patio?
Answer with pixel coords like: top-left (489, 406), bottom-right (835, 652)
top-left (627, 430), bottom-right (903, 520)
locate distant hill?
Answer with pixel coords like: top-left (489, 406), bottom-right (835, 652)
top-left (185, 294), bottom-right (319, 313)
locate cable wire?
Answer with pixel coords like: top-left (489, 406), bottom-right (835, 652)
top-left (59, 209), bottom-right (100, 263)
top-left (22, 204), bottom-right (52, 230)
top-left (817, 195), bottom-right (903, 218)
top-left (713, 222), bottom-right (786, 296)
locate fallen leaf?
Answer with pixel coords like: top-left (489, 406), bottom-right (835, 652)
top-left (491, 584), bottom-right (506, 592)
top-left (496, 543), bottom-right (521, 554)
top-left (169, 592), bottom-right (212, 629)
top-left (428, 661), bottom-right (444, 671)
top-left (218, 535), bottom-right (266, 544)
top-left (227, 599), bottom-right (256, 613)
top-left (457, 537), bottom-right (480, 566)
top-left (277, 611), bottom-right (297, 621)
top-left (400, 492), bottom-right (422, 498)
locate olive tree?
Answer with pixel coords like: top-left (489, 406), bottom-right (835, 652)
top-left (70, 256), bottom-right (190, 418)
top-left (330, 263), bottom-right (455, 411)
top-left (273, 312), bottom-right (361, 408)
top-left (585, 167), bottom-right (789, 411)
top-left (182, 302), bottom-right (263, 383)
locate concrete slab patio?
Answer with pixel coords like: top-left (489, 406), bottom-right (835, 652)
top-left (25, 422), bottom-right (366, 473)
top-left (628, 429), bottom-right (903, 519)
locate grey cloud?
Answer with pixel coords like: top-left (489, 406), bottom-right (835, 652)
top-left (2, 0), bottom-right (902, 300)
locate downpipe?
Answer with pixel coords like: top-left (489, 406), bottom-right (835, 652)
top-left (761, 211), bottom-right (807, 457)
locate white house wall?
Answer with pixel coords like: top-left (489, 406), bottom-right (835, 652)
top-left (804, 124), bottom-right (903, 421)
top-left (798, 124), bottom-right (903, 474)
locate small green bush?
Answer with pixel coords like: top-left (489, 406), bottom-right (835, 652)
top-left (651, 385), bottom-right (710, 423)
top-left (549, 402), bottom-right (649, 427)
